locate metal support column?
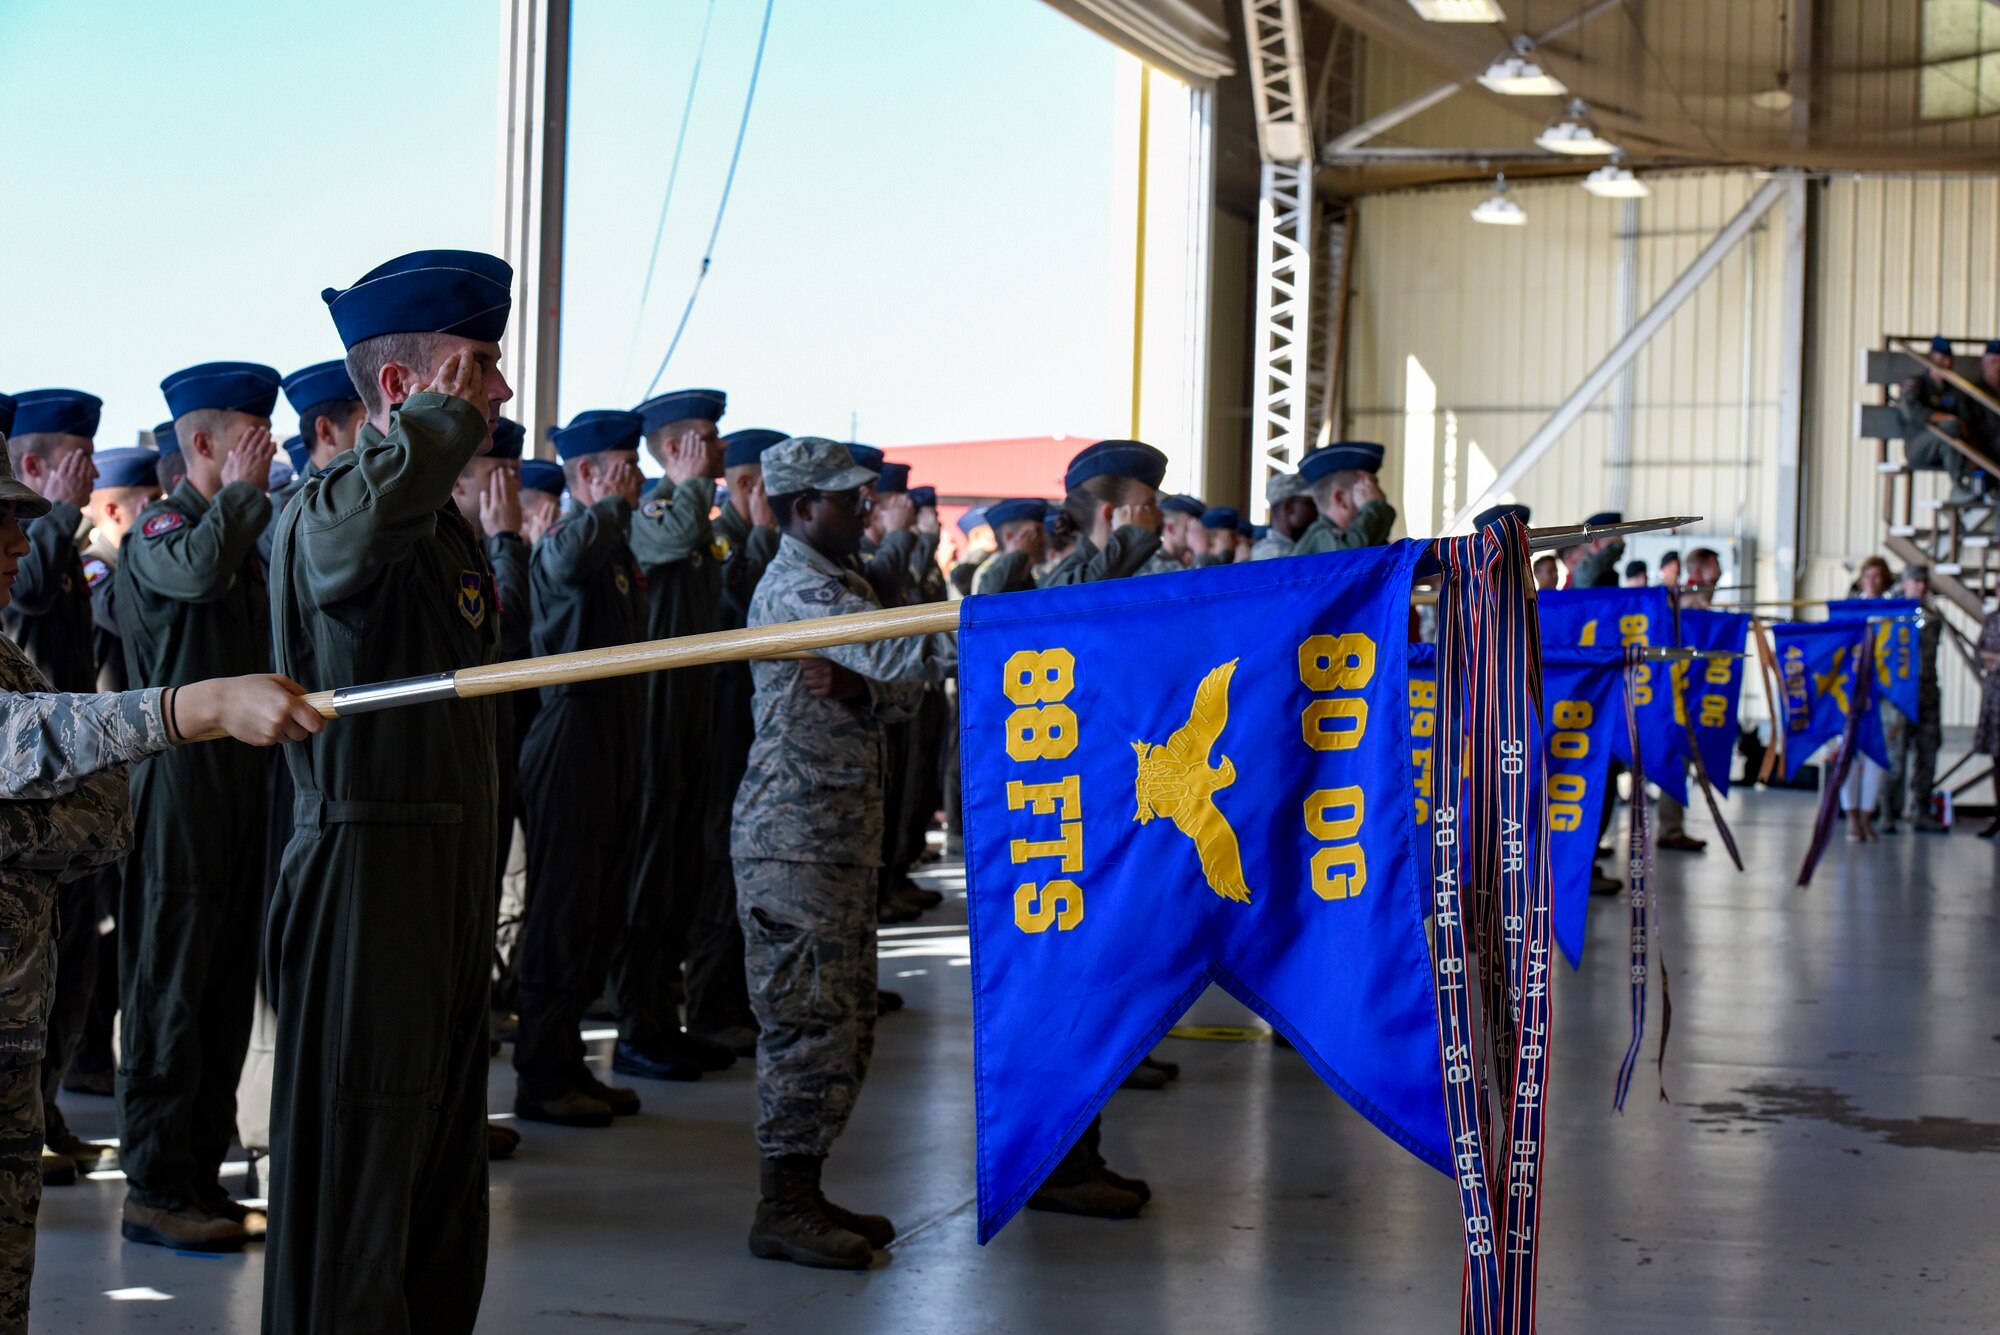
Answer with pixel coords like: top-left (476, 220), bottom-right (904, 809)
top-left (1243, 0), bottom-right (1314, 520)
top-left (1774, 173), bottom-right (1809, 598)
top-left (495, 0), bottom-right (572, 457)
top-left (1450, 175), bottom-right (1788, 532)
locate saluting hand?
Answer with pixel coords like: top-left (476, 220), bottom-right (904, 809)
top-left (1112, 500), bottom-right (1161, 534)
top-left (481, 467), bottom-right (522, 537)
top-left (170, 674), bottom-right (326, 746)
top-left (220, 426), bottom-right (276, 491)
top-left (801, 656), bottom-right (865, 701)
top-left (744, 475), bottom-right (776, 529)
top-left (916, 508), bottom-right (941, 537)
top-left (662, 433), bottom-right (710, 486)
top-left (425, 349), bottom-right (488, 414)
top-left (45, 450), bottom-right (96, 507)
top-left (1350, 473), bottom-right (1384, 508)
top-left (522, 506), bottom-right (554, 546)
top-left (599, 457), bottom-right (644, 508)
top-left (876, 492), bottom-right (916, 533)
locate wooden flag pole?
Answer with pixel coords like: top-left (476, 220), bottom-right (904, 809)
top-left (205, 515), bottom-right (1699, 739)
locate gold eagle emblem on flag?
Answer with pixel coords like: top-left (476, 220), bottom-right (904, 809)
top-left (1132, 659), bottom-right (1252, 904)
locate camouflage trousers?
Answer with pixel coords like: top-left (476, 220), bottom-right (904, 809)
top-left (0, 1060), bottom-right (41, 1334)
top-left (1884, 705), bottom-right (1942, 822)
top-left (734, 859), bottom-right (877, 1159)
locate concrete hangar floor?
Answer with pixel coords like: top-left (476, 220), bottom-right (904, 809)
top-left (25, 783), bottom-right (2000, 1333)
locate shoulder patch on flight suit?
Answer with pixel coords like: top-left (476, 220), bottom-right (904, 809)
top-left (710, 535), bottom-right (732, 563)
top-left (458, 571), bottom-right (486, 628)
top-left (642, 498), bottom-right (669, 520)
top-left (613, 567), bottom-right (631, 596)
top-left (83, 558), bottom-right (111, 589)
top-left (142, 512), bottom-right (185, 539)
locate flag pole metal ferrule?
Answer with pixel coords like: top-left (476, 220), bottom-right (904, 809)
top-left (325, 672), bottom-right (459, 715)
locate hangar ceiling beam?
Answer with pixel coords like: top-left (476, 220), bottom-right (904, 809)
top-left (1244, 0), bottom-right (1315, 519)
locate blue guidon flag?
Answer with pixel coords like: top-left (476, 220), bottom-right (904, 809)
top-left (1537, 587), bottom-right (1688, 803)
top-left (961, 525), bottom-right (1554, 1333)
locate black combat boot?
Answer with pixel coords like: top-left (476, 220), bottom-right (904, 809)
top-left (747, 1155), bottom-right (874, 1269)
top-left (809, 1157), bottom-right (895, 1249)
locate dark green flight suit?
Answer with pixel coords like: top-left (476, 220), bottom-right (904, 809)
top-left (3, 500), bottom-right (94, 693)
top-left (856, 532), bottom-right (917, 912)
top-left (515, 496), bottom-right (646, 1100)
top-left (616, 476), bottom-right (720, 1055)
top-left (1289, 497), bottom-right (1396, 556)
top-left (972, 550), bottom-right (1035, 596)
top-left (260, 465), bottom-right (312, 906)
top-left (895, 532), bottom-right (949, 873)
top-left (687, 502), bottom-right (779, 1039)
top-left (114, 478), bottom-right (271, 1213)
top-left (263, 394), bottom-right (498, 1335)
top-left (68, 547), bottom-right (126, 1096)
top-left (486, 529), bottom-right (531, 1009)
top-left (1038, 525), bottom-right (1161, 587)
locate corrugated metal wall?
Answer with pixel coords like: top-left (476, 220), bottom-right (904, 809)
top-left (1347, 169), bottom-right (1999, 725)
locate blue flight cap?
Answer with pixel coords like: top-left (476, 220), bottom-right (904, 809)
top-left (1584, 510), bottom-right (1623, 528)
top-left (281, 360), bottom-right (361, 414)
top-left (1064, 439), bottom-right (1167, 491)
top-left (1200, 506), bottom-right (1240, 531)
top-left (519, 459), bottom-right (566, 496)
top-left (723, 428), bottom-right (788, 468)
top-left (957, 505), bottom-right (990, 535)
top-left (489, 418), bottom-right (525, 461)
top-left (1298, 440), bottom-right (1385, 484)
top-left (1986, 340), bottom-right (2000, 356)
top-left (0, 394), bottom-right (13, 439)
top-left (909, 485), bottom-right (937, 509)
top-left (283, 436), bottom-right (308, 472)
top-left (1474, 502), bottom-right (1531, 530)
top-left (321, 249), bottom-right (514, 349)
top-left (153, 421), bottom-right (179, 459)
top-left (268, 457), bottom-right (296, 490)
top-left (1252, 523), bottom-right (1271, 541)
top-left (161, 362), bottom-right (282, 420)
top-left (92, 448), bottom-right (160, 491)
top-left (1160, 494), bottom-right (1205, 518)
top-left (11, 389), bottom-right (102, 438)
top-left (1235, 516), bottom-right (1253, 536)
top-left (986, 498), bottom-right (1047, 528)
top-left (877, 462), bottom-right (910, 494)
top-left (846, 443), bottom-right (885, 471)
top-left (551, 409), bottom-right (644, 460)
top-left (635, 388), bottom-right (726, 436)
top-left (1930, 335), bottom-right (1954, 356)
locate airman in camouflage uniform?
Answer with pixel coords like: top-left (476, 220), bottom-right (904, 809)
top-left (732, 437), bottom-right (955, 1270)
top-left (1290, 440), bottom-right (1396, 555)
top-left (1251, 471), bottom-right (1315, 560)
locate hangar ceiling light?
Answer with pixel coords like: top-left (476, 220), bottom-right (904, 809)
top-left (1471, 174), bottom-right (1527, 224)
top-left (1536, 99), bottom-right (1616, 155)
top-left (1478, 52), bottom-right (1567, 96)
top-left (1407, 0), bottom-right (1505, 22)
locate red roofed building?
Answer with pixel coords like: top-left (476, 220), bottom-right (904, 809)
top-left (882, 435), bottom-right (1097, 539)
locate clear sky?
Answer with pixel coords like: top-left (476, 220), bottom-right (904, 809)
top-left (0, 0), bottom-right (1122, 449)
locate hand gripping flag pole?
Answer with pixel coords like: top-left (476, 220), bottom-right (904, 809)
top-left (193, 517), bottom-right (1698, 742)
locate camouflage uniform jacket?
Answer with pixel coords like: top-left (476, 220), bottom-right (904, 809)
top-left (1038, 525), bottom-right (1162, 587)
top-left (730, 533), bottom-right (955, 865)
top-left (1290, 498), bottom-right (1397, 556)
top-left (0, 634), bottom-right (170, 1060)
top-left (1250, 531), bottom-right (1295, 561)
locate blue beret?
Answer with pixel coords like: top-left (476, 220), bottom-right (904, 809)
top-left (1299, 440), bottom-right (1385, 483)
top-left (0, 394), bottom-right (13, 439)
top-left (908, 485), bottom-right (936, 509)
top-left (489, 418), bottom-right (525, 460)
top-left (551, 409), bottom-right (644, 460)
top-left (162, 362), bottom-right (282, 420)
top-left (11, 389), bottom-right (102, 438)
top-left (1161, 493), bottom-right (1205, 517)
top-left (153, 421), bottom-right (179, 459)
top-left (1584, 510), bottom-right (1623, 528)
top-left (1200, 506), bottom-right (1240, 530)
top-left (1474, 503), bottom-right (1530, 530)
top-left (1064, 439), bottom-right (1167, 491)
top-left (1931, 335), bottom-right (1954, 356)
top-left (846, 443), bottom-right (884, 471)
top-left (92, 448), bottom-right (161, 490)
top-left (283, 436), bottom-right (308, 472)
top-left (322, 249), bottom-right (514, 349)
top-left (282, 359), bottom-right (361, 414)
top-left (877, 462), bottom-right (910, 494)
top-left (986, 498), bottom-right (1047, 528)
top-left (957, 505), bottom-right (990, 535)
top-left (635, 388), bottom-right (726, 435)
top-left (519, 459), bottom-right (566, 496)
top-left (723, 428), bottom-right (788, 468)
